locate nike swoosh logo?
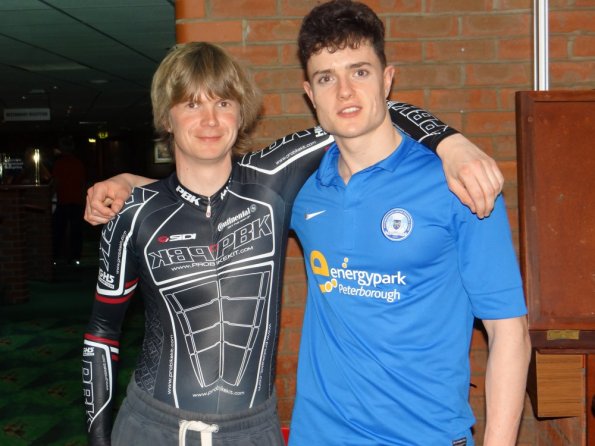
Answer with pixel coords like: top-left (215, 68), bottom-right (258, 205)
top-left (305, 210), bottom-right (326, 220)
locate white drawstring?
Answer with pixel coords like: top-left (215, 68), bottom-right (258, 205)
top-left (179, 420), bottom-right (219, 446)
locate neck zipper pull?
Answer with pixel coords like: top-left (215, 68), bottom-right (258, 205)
top-left (206, 197), bottom-right (212, 218)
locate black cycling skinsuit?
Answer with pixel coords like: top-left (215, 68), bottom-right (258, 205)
top-left (82, 102), bottom-right (457, 444)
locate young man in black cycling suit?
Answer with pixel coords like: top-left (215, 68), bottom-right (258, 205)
top-left (83, 42), bottom-right (503, 446)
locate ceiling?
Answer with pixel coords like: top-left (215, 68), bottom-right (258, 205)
top-left (0, 0), bottom-right (175, 137)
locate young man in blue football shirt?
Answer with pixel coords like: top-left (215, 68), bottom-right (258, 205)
top-left (288, 1), bottom-right (531, 445)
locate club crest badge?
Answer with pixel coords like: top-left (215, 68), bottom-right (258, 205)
top-left (381, 208), bottom-right (413, 241)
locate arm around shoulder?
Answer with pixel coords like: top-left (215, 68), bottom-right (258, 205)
top-left (85, 173), bottom-right (156, 225)
top-left (436, 133), bottom-right (504, 219)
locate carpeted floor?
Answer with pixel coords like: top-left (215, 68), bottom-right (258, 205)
top-left (0, 246), bottom-right (144, 445)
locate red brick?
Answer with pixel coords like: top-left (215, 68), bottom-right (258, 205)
top-left (390, 90), bottom-right (425, 108)
top-left (429, 89), bottom-right (498, 112)
top-left (283, 282), bottom-right (307, 307)
top-left (436, 111), bottom-right (463, 132)
top-left (365, 0), bottom-right (422, 14)
top-left (286, 235), bottom-right (304, 257)
top-left (283, 257), bottom-right (306, 282)
top-left (550, 10), bottom-right (595, 33)
top-left (275, 353), bottom-right (298, 374)
top-left (572, 35), bottom-right (595, 57)
top-left (280, 43), bottom-right (300, 66)
top-left (499, 88), bottom-right (518, 111)
top-left (283, 92), bottom-right (312, 115)
top-left (428, 0), bottom-right (493, 12)
top-left (425, 39), bottom-right (496, 62)
top-left (469, 373), bottom-right (485, 396)
top-left (276, 397), bottom-right (295, 424)
top-left (470, 348), bottom-right (488, 374)
top-left (280, 306), bottom-right (305, 329)
top-left (176, 21), bottom-right (243, 43)
top-left (175, 0), bottom-right (205, 20)
top-left (498, 160), bottom-right (518, 183)
top-left (260, 93), bottom-right (282, 117)
top-left (226, 44), bottom-right (279, 66)
top-left (498, 37), bottom-right (532, 60)
top-left (254, 68), bottom-right (304, 91)
top-left (550, 61), bottom-right (595, 85)
top-left (492, 134), bottom-right (517, 160)
top-left (274, 376), bottom-right (293, 398)
top-left (385, 41), bottom-right (423, 64)
top-left (285, 330), bottom-right (302, 353)
top-left (548, 35), bottom-right (570, 59)
top-left (247, 19), bottom-right (302, 42)
top-left (499, 0), bottom-right (532, 9)
top-left (395, 64), bottom-right (462, 89)
top-left (465, 111), bottom-right (516, 135)
top-left (466, 136), bottom-right (495, 158)
top-left (388, 15), bottom-right (458, 38)
top-left (279, 0), bottom-right (320, 16)
top-left (466, 62), bottom-right (531, 86)
top-left (462, 14), bottom-right (531, 37)
top-left (470, 328), bottom-right (489, 349)
top-left (211, 0), bottom-right (276, 18)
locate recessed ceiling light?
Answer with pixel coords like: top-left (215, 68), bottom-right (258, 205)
top-left (90, 79), bottom-right (109, 84)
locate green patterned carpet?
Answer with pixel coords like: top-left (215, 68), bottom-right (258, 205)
top-left (0, 259), bottom-right (143, 445)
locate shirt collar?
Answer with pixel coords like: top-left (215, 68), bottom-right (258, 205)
top-left (316, 132), bottom-right (413, 187)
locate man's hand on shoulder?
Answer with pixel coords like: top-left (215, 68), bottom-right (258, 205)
top-left (436, 133), bottom-right (504, 219)
top-left (84, 173), bottom-right (154, 225)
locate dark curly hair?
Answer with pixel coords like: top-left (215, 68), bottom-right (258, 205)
top-left (298, 0), bottom-right (387, 71)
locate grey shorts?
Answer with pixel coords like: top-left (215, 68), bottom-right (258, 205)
top-left (112, 380), bottom-right (284, 446)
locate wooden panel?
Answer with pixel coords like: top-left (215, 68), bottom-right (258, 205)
top-left (527, 351), bottom-right (584, 418)
top-left (516, 91), bottom-right (595, 342)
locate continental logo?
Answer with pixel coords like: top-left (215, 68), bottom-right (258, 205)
top-left (217, 205), bottom-right (257, 232)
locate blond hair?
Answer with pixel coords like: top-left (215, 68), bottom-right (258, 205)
top-left (151, 42), bottom-right (262, 156)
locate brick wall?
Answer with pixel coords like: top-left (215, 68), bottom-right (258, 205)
top-left (176, 1), bottom-right (595, 443)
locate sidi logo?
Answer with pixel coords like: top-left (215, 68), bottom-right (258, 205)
top-left (157, 234), bottom-right (197, 243)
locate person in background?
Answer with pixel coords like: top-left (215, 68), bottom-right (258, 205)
top-left (52, 136), bottom-right (86, 265)
top-left (288, 1), bottom-right (531, 445)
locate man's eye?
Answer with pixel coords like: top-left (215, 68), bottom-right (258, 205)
top-left (354, 69), bottom-right (368, 78)
top-left (318, 75), bottom-right (332, 84)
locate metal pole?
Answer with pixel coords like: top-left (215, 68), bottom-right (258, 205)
top-left (534, 0), bottom-right (549, 90)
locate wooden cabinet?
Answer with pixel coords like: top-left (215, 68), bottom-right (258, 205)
top-left (516, 91), bottom-right (595, 444)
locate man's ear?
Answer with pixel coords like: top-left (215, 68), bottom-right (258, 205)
top-left (303, 81), bottom-right (316, 109)
top-left (383, 65), bottom-right (395, 98)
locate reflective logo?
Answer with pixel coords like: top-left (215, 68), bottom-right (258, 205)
top-left (156, 234), bottom-right (197, 243)
top-left (381, 208), bottom-right (413, 241)
top-left (305, 210), bottom-right (326, 220)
